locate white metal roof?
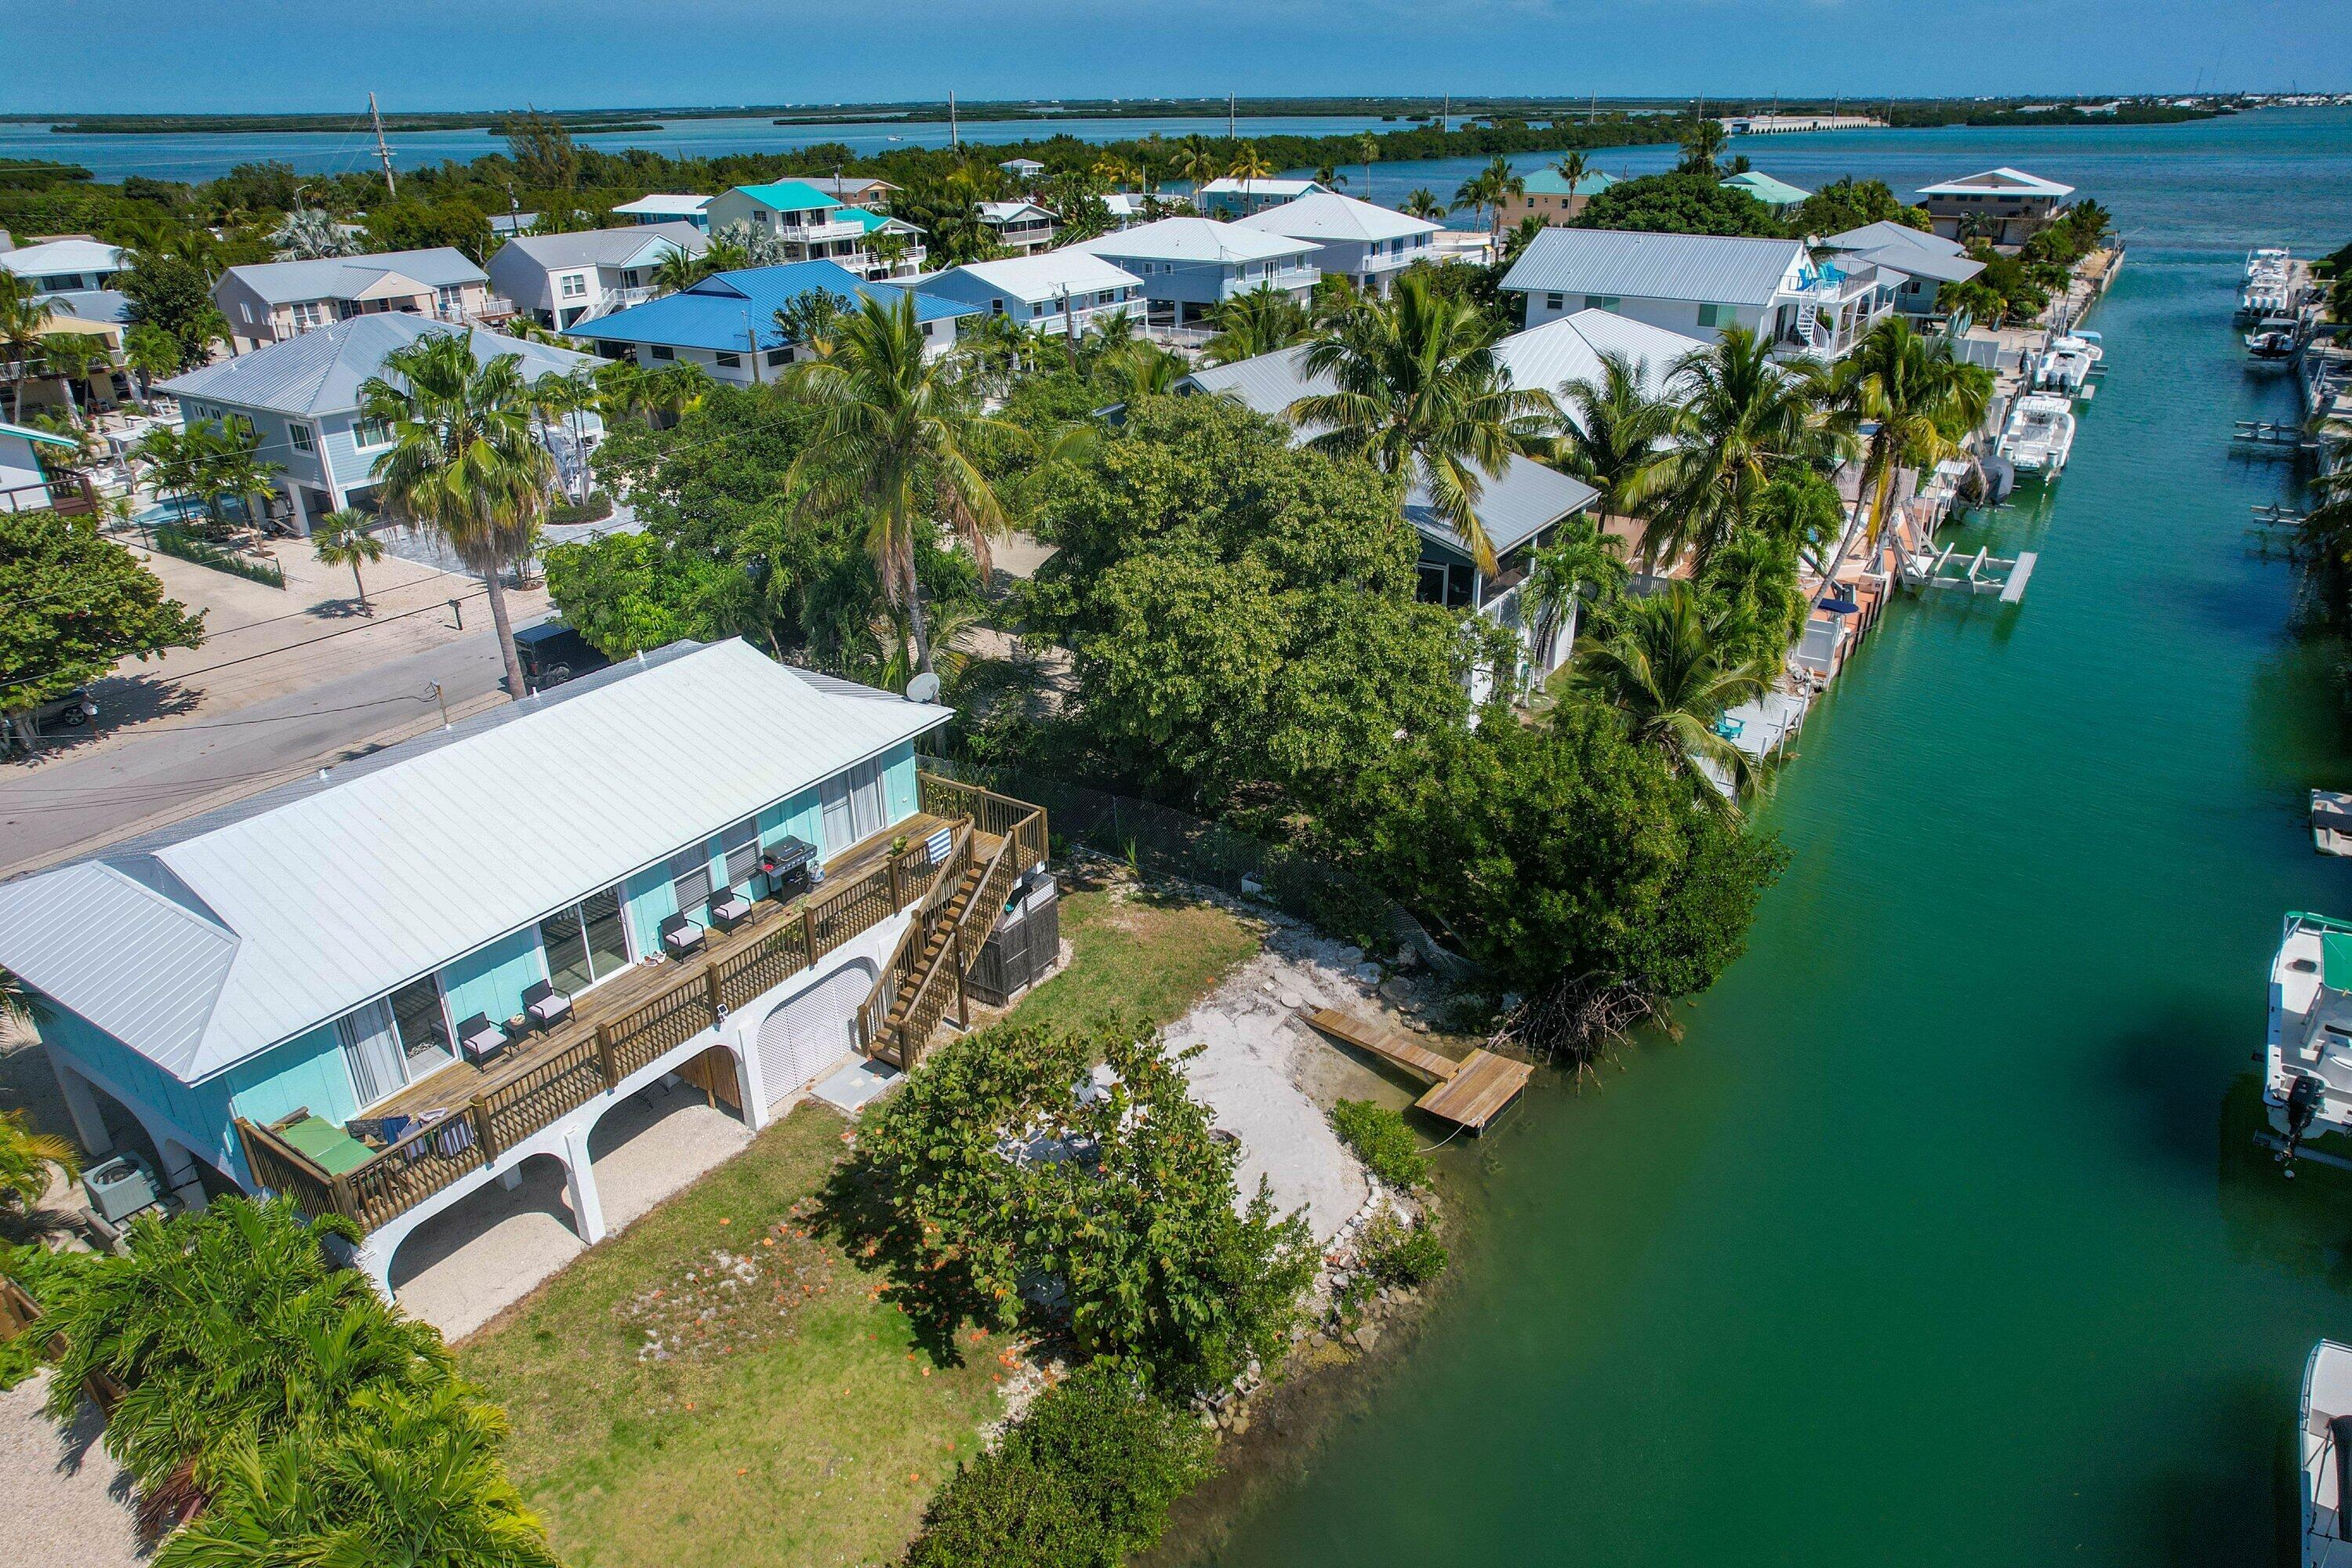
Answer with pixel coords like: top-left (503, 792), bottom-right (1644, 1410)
top-left (0, 238), bottom-right (124, 277)
top-left (1498, 229), bottom-right (1806, 307)
top-left (0, 641), bottom-right (950, 1083)
top-left (222, 248), bottom-right (488, 306)
top-left (1825, 220), bottom-right (1966, 258)
top-left (611, 193), bottom-right (713, 216)
top-left (1492, 310), bottom-right (1709, 428)
top-left (978, 201), bottom-right (1055, 223)
top-left (1916, 166), bottom-right (2076, 199)
top-left (1073, 216), bottom-right (1316, 265)
top-left (935, 252), bottom-right (1142, 304)
top-left (493, 223), bottom-right (706, 270)
top-left (1232, 192), bottom-right (1439, 245)
top-left (158, 314), bottom-right (596, 419)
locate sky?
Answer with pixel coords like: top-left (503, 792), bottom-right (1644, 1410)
top-left (8, 0), bottom-right (2347, 114)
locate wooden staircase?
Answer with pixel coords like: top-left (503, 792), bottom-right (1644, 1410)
top-left (856, 781), bottom-right (1047, 1072)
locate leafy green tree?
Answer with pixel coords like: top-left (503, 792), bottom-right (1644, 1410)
top-left (1784, 177), bottom-right (1930, 238)
top-left (43, 1196), bottom-right (452, 1521)
top-left (0, 1108), bottom-right (77, 1224)
top-left (1202, 283), bottom-right (1313, 365)
top-left (1315, 703), bottom-right (1783, 996)
top-left (543, 530), bottom-right (760, 657)
top-left (0, 274), bottom-right (59, 420)
top-left (311, 508), bottom-right (384, 612)
top-left (121, 247), bottom-right (230, 369)
top-left (1293, 271), bottom-right (1558, 572)
top-left (1027, 394), bottom-right (1468, 807)
top-left (364, 198), bottom-right (494, 263)
top-left (773, 285), bottom-right (856, 356)
top-left (1573, 171), bottom-right (1778, 238)
top-left (848, 1017), bottom-right (1315, 1393)
top-left (785, 291), bottom-right (1022, 677)
top-left (359, 331), bottom-right (551, 695)
top-left (1564, 580), bottom-right (1770, 804)
top-left (0, 511), bottom-right (202, 741)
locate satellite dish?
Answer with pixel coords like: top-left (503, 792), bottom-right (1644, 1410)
top-left (906, 672), bottom-right (942, 703)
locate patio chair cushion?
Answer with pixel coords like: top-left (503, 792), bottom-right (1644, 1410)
top-left (278, 1114), bottom-right (375, 1176)
top-left (457, 1014), bottom-right (507, 1060)
top-left (660, 913), bottom-right (706, 954)
top-left (710, 894), bottom-right (753, 924)
top-left (523, 980), bottom-right (572, 1024)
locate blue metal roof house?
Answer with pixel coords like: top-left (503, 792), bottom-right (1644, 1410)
top-left (563, 261), bottom-right (976, 384)
top-left (0, 639), bottom-right (1046, 1309)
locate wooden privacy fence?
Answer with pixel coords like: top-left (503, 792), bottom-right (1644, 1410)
top-left (237, 775), bottom-right (1036, 1234)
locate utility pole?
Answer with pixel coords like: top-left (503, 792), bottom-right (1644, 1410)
top-left (949, 90), bottom-right (959, 149)
top-left (1058, 285), bottom-right (1077, 370)
top-left (1440, 93), bottom-right (1450, 134)
top-left (1227, 92), bottom-right (1236, 140)
top-left (368, 92), bottom-right (397, 200)
top-left (1588, 91), bottom-right (1597, 125)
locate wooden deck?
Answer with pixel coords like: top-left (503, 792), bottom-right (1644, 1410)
top-left (1294, 1004), bottom-right (1533, 1134)
top-left (376, 812), bottom-right (958, 1123)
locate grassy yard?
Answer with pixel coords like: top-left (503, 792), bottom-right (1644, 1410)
top-left (460, 1105), bottom-right (1011, 1568)
top-left (1005, 869), bottom-right (1263, 1033)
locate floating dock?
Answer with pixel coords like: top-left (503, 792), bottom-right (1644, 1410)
top-left (1292, 1005), bottom-right (1532, 1135)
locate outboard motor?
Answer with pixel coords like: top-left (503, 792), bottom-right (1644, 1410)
top-left (2284, 1073), bottom-right (2323, 1175)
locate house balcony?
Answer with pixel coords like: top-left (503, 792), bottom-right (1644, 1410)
top-left (238, 771), bottom-right (1047, 1235)
top-left (1220, 265), bottom-right (1318, 299)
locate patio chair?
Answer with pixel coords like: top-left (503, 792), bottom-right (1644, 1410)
top-left (522, 979), bottom-right (572, 1029)
top-left (456, 1012), bottom-right (508, 1065)
top-left (709, 891), bottom-right (753, 931)
top-left (659, 912), bottom-right (706, 958)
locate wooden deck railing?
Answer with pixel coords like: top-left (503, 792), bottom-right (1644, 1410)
top-left (238, 774), bottom-right (1043, 1234)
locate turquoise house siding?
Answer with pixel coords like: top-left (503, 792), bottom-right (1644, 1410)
top-left (623, 862), bottom-right (679, 958)
top-left (881, 742), bottom-right (918, 825)
top-left (225, 1024), bottom-right (358, 1138)
top-left (38, 1007), bottom-right (241, 1177)
top-left (440, 925), bottom-right (548, 1030)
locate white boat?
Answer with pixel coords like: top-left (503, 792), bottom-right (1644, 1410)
top-left (2304, 1340), bottom-right (2352, 1568)
top-left (2036, 335), bottom-right (2101, 394)
top-left (1995, 392), bottom-right (2077, 477)
top-left (2249, 318), bottom-right (2302, 365)
top-left (2265, 913), bottom-right (2352, 1153)
top-left (2249, 245), bottom-right (2291, 280)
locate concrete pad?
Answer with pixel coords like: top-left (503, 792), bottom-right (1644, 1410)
top-left (0, 1372), bottom-right (143, 1568)
top-left (390, 1083), bottom-right (751, 1342)
top-left (813, 1056), bottom-right (900, 1116)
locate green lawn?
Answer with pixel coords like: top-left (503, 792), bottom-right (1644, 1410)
top-left (1005, 873), bottom-right (1263, 1033)
top-left (460, 1105), bottom-right (1011, 1568)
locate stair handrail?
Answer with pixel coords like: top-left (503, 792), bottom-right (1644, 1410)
top-left (890, 830), bottom-right (1018, 1066)
top-left (855, 823), bottom-right (971, 1053)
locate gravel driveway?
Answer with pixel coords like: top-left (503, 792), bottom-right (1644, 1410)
top-left (0, 1372), bottom-right (142, 1568)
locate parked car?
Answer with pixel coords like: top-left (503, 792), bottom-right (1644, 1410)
top-left (511, 622), bottom-right (610, 694)
top-left (3, 688), bottom-right (97, 754)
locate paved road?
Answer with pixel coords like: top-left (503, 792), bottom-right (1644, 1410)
top-left (0, 633), bottom-right (516, 877)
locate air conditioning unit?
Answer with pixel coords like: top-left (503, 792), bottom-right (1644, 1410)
top-left (83, 1152), bottom-right (162, 1226)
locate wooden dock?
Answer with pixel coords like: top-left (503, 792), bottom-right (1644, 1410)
top-left (2314, 790), bottom-right (2352, 857)
top-left (1293, 1005), bottom-right (1532, 1135)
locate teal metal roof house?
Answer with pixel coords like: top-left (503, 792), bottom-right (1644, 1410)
top-left (1720, 170), bottom-right (1813, 209)
top-left (0, 640), bottom-right (1045, 1301)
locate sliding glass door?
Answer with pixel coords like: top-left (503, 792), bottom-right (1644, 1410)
top-left (539, 882), bottom-right (632, 996)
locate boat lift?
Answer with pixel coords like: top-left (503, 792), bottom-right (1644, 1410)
top-left (1900, 543), bottom-right (2038, 604)
top-left (2247, 501), bottom-right (2307, 555)
top-left (2233, 419), bottom-right (2314, 459)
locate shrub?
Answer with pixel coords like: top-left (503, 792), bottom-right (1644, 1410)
top-left (1357, 1212), bottom-right (1447, 1289)
top-left (546, 490), bottom-right (613, 527)
top-left (1330, 1098), bottom-right (1427, 1189)
top-left (153, 524), bottom-right (285, 587)
top-left (905, 1363), bottom-right (1212, 1568)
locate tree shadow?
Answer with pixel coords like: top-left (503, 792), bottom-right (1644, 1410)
top-left (7, 676), bottom-right (201, 762)
top-left (810, 1152), bottom-right (995, 1367)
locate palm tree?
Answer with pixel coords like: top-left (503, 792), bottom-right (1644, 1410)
top-left (1450, 167), bottom-right (1495, 233)
top-left (1524, 515), bottom-right (1630, 670)
top-left (1503, 214), bottom-right (1550, 264)
top-left (37, 332), bottom-right (106, 429)
top-left (1565, 581), bottom-right (1769, 807)
top-left (358, 332), bottom-right (550, 696)
top-left (201, 416), bottom-right (285, 532)
top-left (43, 1196), bottom-right (448, 1523)
top-left (1292, 273), bottom-right (1560, 573)
top-left (1203, 285), bottom-right (1314, 365)
top-left (1356, 133), bottom-right (1380, 201)
top-left (124, 325), bottom-right (180, 410)
top-left (1227, 143), bottom-right (1276, 205)
top-left (1552, 349), bottom-right (1677, 522)
top-left (1479, 156), bottom-right (1525, 239)
top-left (1679, 117), bottom-right (1729, 173)
top-left (785, 292), bottom-right (1024, 676)
top-left (1699, 523), bottom-right (1809, 671)
top-left (133, 423), bottom-right (204, 520)
top-left (1172, 133), bottom-right (1222, 198)
top-left (0, 1107), bottom-right (77, 1222)
top-left (1822, 316), bottom-right (1994, 567)
top-left (651, 247), bottom-right (714, 296)
top-left (154, 1384), bottom-right (557, 1568)
top-left (0, 275), bottom-right (57, 423)
top-left (1643, 326), bottom-right (1829, 572)
top-left (527, 370), bottom-right (600, 500)
top-left (0, 964), bottom-right (31, 1031)
top-left (1314, 163), bottom-right (1348, 191)
top-left (312, 509), bottom-right (384, 612)
top-left (1553, 149), bottom-right (1592, 211)
top-left (270, 207), bottom-right (357, 260)
top-left (1402, 189), bottom-right (1447, 223)
top-left (1091, 337), bottom-right (1187, 403)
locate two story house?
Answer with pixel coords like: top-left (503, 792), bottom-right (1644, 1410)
top-left (917, 252), bottom-right (1145, 337)
top-left (156, 314), bottom-right (601, 532)
top-left (705, 181), bottom-right (876, 270)
top-left (0, 638), bottom-right (1047, 1308)
top-left (1493, 169), bottom-right (1616, 229)
top-left (1195, 176), bottom-right (1330, 218)
top-left (976, 201), bottom-right (1058, 254)
top-left (563, 260), bottom-right (975, 383)
top-left (611, 193), bottom-right (713, 230)
top-left (1232, 192), bottom-right (1440, 296)
top-left (1822, 221), bottom-right (1985, 316)
top-left (1915, 167), bottom-right (2077, 248)
top-left (1499, 228), bottom-right (1890, 361)
top-left (486, 223), bottom-right (707, 330)
top-left (1070, 216), bottom-right (1319, 332)
top-left (214, 249), bottom-right (499, 353)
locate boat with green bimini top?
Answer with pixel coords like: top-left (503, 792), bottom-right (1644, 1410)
top-left (2265, 912), bottom-right (2352, 1163)
top-left (2305, 1339), bottom-right (2352, 1568)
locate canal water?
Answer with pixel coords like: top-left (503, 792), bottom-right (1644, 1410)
top-left (1195, 112), bottom-right (2352, 1567)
